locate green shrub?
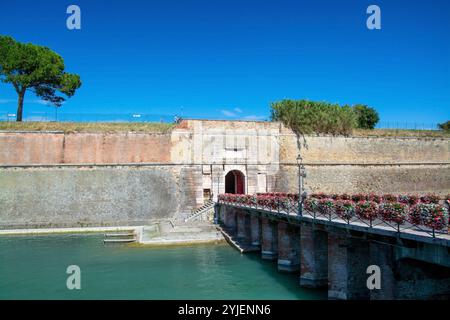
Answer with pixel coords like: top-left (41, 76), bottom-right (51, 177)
top-left (353, 104), bottom-right (380, 129)
top-left (270, 99), bottom-right (358, 135)
top-left (438, 120), bottom-right (450, 132)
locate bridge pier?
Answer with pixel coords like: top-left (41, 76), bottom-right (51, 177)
top-left (299, 222), bottom-right (328, 288)
top-left (327, 230), bottom-right (370, 300)
top-left (250, 215), bottom-right (261, 246)
top-left (217, 203), bottom-right (450, 300)
top-left (277, 222), bottom-right (300, 272)
top-left (368, 238), bottom-right (396, 300)
top-left (214, 203), bottom-right (220, 224)
top-left (261, 217), bottom-right (278, 260)
top-left (393, 243), bottom-right (450, 299)
top-left (236, 210), bottom-right (251, 241)
top-left (222, 206), bottom-right (237, 231)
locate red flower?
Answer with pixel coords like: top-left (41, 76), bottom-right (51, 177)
top-left (351, 193), bottom-right (367, 202)
top-left (318, 198), bottom-right (335, 216)
top-left (304, 198), bottom-right (319, 212)
top-left (420, 194), bottom-right (440, 204)
top-left (382, 194), bottom-right (398, 202)
top-left (341, 193), bottom-right (351, 200)
top-left (411, 203), bottom-right (449, 230)
top-left (368, 193), bottom-right (382, 203)
top-left (379, 202), bottom-right (408, 224)
top-left (356, 201), bottom-right (379, 221)
top-left (335, 200), bottom-right (355, 220)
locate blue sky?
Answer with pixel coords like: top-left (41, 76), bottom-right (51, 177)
top-left (0, 0), bottom-right (449, 125)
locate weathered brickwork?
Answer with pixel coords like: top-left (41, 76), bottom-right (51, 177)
top-left (236, 211), bottom-right (251, 240)
top-left (170, 120), bottom-right (281, 200)
top-left (250, 215), bottom-right (262, 246)
top-left (0, 166), bottom-right (183, 229)
top-left (221, 205), bottom-right (450, 300)
top-left (261, 217), bottom-right (278, 260)
top-left (368, 238), bottom-right (396, 300)
top-left (276, 164), bottom-right (450, 195)
top-left (0, 132), bottom-right (64, 164)
top-left (277, 222), bottom-right (300, 272)
top-left (0, 132), bottom-right (171, 164)
top-left (300, 222), bottom-right (328, 287)
top-left (279, 129), bottom-right (450, 164)
top-left (0, 119), bottom-right (449, 228)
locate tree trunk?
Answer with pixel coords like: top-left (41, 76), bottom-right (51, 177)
top-left (16, 90), bottom-right (25, 122)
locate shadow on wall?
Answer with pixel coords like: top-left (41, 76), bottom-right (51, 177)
top-left (0, 167), bottom-right (181, 229)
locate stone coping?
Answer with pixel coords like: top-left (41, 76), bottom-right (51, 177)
top-left (0, 226), bottom-right (140, 236)
top-left (0, 162), bottom-right (449, 169)
top-left (0, 224), bottom-right (225, 247)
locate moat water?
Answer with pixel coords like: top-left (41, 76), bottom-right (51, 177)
top-left (0, 234), bottom-right (326, 299)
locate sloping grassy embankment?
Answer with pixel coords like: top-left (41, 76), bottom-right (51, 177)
top-left (0, 121), bottom-right (449, 138)
top-left (0, 121), bottom-right (175, 133)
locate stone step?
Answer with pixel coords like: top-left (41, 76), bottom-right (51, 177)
top-left (185, 201), bottom-right (215, 222)
top-left (104, 233), bottom-right (135, 237)
top-left (217, 226), bottom-right (260, 253)
top-left (103, 238), bottom-right (137, 243)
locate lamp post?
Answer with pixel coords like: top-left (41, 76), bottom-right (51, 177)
top-left (214, 169), bottom-right (221, 225)
top-left (216, 170), bottom-right (221, 199)
top-left (297, 154), bottom-right (306, 216)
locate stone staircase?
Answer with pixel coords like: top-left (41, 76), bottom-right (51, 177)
top-left (103, 231), bottom-right (137, 244)
top-left (184, 199), bottom-right (215, 222)
top-left (217, 226), bottom-right (260, 253)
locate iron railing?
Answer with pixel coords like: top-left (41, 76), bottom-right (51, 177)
top-left (217, 196), bottom-right (450, 240)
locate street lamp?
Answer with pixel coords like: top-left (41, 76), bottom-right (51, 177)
top-left (297, 154), bottom-right (307, 216)
top-left (214, 169), bottom-right (221, 225)
top-left (216, 170), bottom-right (221, 199)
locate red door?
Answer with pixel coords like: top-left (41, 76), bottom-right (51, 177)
top-left (235, 171), bottom-right (245, 194)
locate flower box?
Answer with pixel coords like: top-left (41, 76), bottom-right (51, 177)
top-left (356, 201), bottom-right (379, 222)
top-left (410, 203), bottom-right (449, 230)
top-left (379, 202), bottom-right (408, 224)
top-left (335, 200), bottom-right (355, 221)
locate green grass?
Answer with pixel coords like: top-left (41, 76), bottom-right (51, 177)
top-left (0, 121), bottom-right (175, 133)
top-left (353, 128), bottom-right (450, 138)
top-left (0, 121), bottom-right (448, 138)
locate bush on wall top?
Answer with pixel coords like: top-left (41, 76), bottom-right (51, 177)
top-left (270, 99), bottom-right (380, 135)
top-left (353, 104), bottom-right (380, 129)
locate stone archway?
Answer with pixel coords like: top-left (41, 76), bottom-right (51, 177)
top-left (225, 170), bottom-right (245, 194)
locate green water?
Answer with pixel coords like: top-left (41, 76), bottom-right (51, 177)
top-left (0, 234), bottom-right (326, 300)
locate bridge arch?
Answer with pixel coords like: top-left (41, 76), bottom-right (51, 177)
top-left (394, 257), bottom-right (450, 299)
top-left (225, 170), bottom-right (245, 194)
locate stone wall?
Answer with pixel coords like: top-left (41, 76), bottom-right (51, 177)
top-left (0, 165), bottom-right (189, 229)
top-left (276, 164), bottom-right (450, 195)
top-left (170, 120), bottom-right (281, 201)
top-left (0, 132), bottom-right (171, 164)
top-left (2, 123), bottom-right (448, 166)
top-left (279, 133), bottom-right (450, 164)
top-left (0, 120), bottom-right (449, 228)
top-left (276, 132), bottom-right (450, 195)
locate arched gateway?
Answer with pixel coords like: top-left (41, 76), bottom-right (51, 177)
top-left (225, 170), bottom-right (245, 194)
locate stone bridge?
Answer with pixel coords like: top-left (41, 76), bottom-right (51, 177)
top-left (216, 202), bottom-right (450, 300)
